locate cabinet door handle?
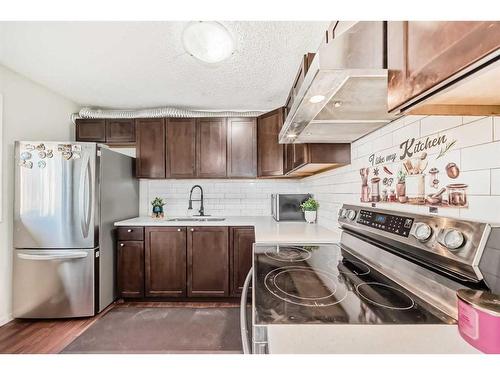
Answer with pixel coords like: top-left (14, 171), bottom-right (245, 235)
top-left (190, 228), bottom-right (194, 232)
top-left (177, 228), bottom-right (181, 232)
top-left (120, 243), bottom-right (124, 247)
top-left (127, 229), bottom-right (133, 233)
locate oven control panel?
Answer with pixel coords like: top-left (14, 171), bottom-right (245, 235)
top-left (356, 209), bottom-right (414, 237)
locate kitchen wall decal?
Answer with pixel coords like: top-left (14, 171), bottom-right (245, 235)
top-left (361, 132), bottom-right (468, 208)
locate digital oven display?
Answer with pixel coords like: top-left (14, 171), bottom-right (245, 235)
top-left (357, 210), bottom-right (414, 237)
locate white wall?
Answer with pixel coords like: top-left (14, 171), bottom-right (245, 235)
top-left (302, 115), bottom-right (500, 231)
top-left (0, 65), bottom-right (80, 326)
top-left (139, 179), bottom-right (301, 217)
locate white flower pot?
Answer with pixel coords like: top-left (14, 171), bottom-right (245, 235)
top-left (304, 210), bottom-right (317, 224)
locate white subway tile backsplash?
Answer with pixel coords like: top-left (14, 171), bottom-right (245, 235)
top-left (445, 116), bottom-right (492, 149)
top-left (455, 170), bottom-right (490, 195)
top-left (404, 115), bottom-right (426, 126)
top-left (463, 116), bottom-right (487, 125)
top-left (300, 115), bottom-right (499, 230)
top-left (372, 135), bottom-right (393, 152)
top-left (461, 141), bottom-right (500, 171)
top-left (459, 196), bottom-right (500, 223)
top-left (491, 169), bottom-right (500, 195)
top-left (392, 123), bottom-right (420, 147)
top-left (494, 117), bottom-right (500, 141)
top-left (420, 116), bottom-right (462, 137)
top-left (140, 179), bottom-right (301, 216)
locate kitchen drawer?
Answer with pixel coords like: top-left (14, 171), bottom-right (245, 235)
top-left (117, 227), bottom-right (144, 241)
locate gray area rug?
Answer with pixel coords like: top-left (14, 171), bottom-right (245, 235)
top-left (62, 306), bottom-right (242, 354)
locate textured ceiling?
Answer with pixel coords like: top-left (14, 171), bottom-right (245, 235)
top-left (0, 21), bottom-right (328, 110)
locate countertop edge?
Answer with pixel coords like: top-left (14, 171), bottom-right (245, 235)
top-left (114, 216), bottom-right (342, 244)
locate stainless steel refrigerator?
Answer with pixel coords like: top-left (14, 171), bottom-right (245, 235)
top-left (13, 141), bottom-right (139, 318)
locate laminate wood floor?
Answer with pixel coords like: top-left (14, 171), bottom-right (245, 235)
top-left (0, 301), bottom-right (239, 354)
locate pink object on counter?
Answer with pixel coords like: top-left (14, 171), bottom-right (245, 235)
top-left (457, 289), bottom-right (500, 354)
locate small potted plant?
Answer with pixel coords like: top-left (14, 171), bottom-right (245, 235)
top-left (151, 197), bottom-right (166, 219)
top-left (300, 197), bottom-right (319, 224)
top-left (396, 170), bottom-right (407, 203)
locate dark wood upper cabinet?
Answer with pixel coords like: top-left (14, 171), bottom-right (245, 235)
top-left (284, 53), bottom-right (316, 120)
top-left (230, 227), bottom-right (254, 297)
top-left (286, 143), bottom-right (351, 176)
top-left (75, 119), bottom-right (106, 142)
top-left (136, 118), bottom-right (166, 178)
top-left (388, 21), bottom-right (500, 113)
top-left (284, 143), bottom-right (294, 175)
top-left (117, 240), bottom-right (144, 298)
top-left (166, 118), bottom-right (196, 178)
top-left (227, 118), bottom-right (257, 178)
top-left (187, 227), bottom-right (229, 297)
top-left (257, 108), bottom-right (285, 177)
top-left (105, 119), bottom-right (136, 144)
top-left (145, 227), bottom-right (187, 297)
top-left (292, 143), bottom-right (308, 170)
top-left (196, 118), bottom-right (227, 178)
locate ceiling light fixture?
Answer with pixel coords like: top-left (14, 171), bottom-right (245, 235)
top-left (309, 95), bottom-right (325, 104)
top-left (287, 133), bottom-right (298, 138)
top-left (182, 21), bottom-right (235, 64)
top-left (333, 101), bottom-right (342, 108)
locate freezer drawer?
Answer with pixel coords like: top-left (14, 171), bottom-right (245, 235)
top-left (13, 248), bottom-right (96, 318)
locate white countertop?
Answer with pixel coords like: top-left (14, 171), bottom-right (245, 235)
top-left (114, 216), bottom-right (341, 244)
top-left (266, 325), bottom-right (480, 354)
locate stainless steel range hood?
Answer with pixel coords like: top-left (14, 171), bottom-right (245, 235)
top-left (279, 21), bottom-right (398, 144)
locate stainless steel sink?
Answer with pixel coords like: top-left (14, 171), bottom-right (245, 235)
top-left (167, 217), bottom-right (226, 222)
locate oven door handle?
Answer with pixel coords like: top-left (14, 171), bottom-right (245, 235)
top-left (240, 267), bottom-right (253, 354)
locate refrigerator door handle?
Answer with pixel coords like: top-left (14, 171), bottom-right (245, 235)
top-left (79, 153), bottom-right (93, 238)
top-left (240, 267), bottom-right (253, 354)
top-left (17, 251), bottom-right (89, 261)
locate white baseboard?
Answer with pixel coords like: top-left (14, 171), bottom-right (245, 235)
top-left (0, 314), bottom-right (13, 327)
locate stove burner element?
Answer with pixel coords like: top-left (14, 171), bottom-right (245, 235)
top-left (356, 282), bottom-right (415, 310)
top-left (332, 259), bottom-right (371, 276)
top-left (265, 246), bottom-right (311, 262)
top-left (264, 266), bottom-right (347, 307)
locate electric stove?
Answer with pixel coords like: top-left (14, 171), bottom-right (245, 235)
top-left (253, 244), bottom-right (453, 325)
top-left (241, 204), bottom-right (500, 354)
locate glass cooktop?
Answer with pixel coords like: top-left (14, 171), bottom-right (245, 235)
top-left (253, 244), bottom-right (455, 325)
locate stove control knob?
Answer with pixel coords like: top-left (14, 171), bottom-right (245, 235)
top-left (441, 229), bottom-right (465, 250)
top-left (413, 222), bottom-right (432, 242)
top-left (347, 210), bottom-right (357, 221)
top-left (339, 209), bottom-right (347, 218)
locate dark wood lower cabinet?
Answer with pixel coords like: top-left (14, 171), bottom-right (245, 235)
top-left (145, 227), bottom-right (187, 297)
top-left (117, 240), bottom-right (144, 298)
top-left (230, 227), bottom-right (255, 296)
top-left (118, 226), bottom-right (253, 300)
top-left (187, 227), bottom-right (229, 297)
